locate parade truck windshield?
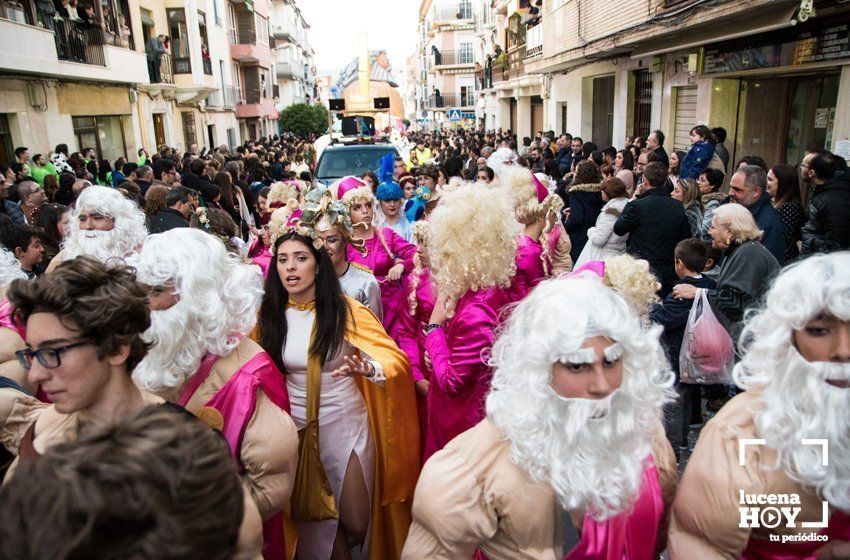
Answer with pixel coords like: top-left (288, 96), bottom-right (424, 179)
top-left (315, 144), bottom-right (399, 186)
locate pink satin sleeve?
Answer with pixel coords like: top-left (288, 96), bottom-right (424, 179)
top-left (567, 460), bottom-right (664, 560)
top-left (425, 300), bottom-right (499, 399)
top-left (514, 237), bottom-right (545, 299)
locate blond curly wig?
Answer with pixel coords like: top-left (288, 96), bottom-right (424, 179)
top-left (603, 254), bottom-right (661, 318)
top-left (427, 182), bottom-right (520, 317)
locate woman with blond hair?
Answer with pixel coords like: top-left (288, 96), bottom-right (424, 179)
top-left (672, 203), bottom-right (779, 337)
top-left (335, 176), bottom-right (416, 347)
top-left (422, 181), bottom-right (519, 460)
top-left (672, 178), bottom-right (705, 237)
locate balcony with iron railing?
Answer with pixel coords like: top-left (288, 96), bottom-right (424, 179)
top-left (429, 2), bottom-right (474, 26)
top-left (426, 92), bottom-right (476, 109)
top-left (1, 5), bottom-right (147, 83)
top-left (474, 7), bottom-right (494, 34)
top-left (202, 57), bottom-right (213, 75)
top-left (525, 23), bottom-right (542, 59)
top-left (230, 21), bottom-right (270, 65)
top-left (427, 49), bottom-right (474, 70)
top-left (493, 44), bottom-right (527, 83)
top-left (205, 84), bottom-right (241, 108)
top-left (36, 11), bottom-right (106, 66)
top-left (276, 59), bottom-right (296, 78)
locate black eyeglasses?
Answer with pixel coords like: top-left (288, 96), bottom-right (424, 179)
top-left (15, 340), bottom-right (92, 370)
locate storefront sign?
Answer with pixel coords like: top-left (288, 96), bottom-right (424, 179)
top-left (702, 13), bottom-right (850, 75)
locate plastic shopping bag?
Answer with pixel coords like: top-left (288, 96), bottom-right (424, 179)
top-left (679, 290), bottom-right (735, 385)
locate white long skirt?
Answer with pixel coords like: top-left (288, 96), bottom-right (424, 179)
top-left (284, 308), bottom-right (375, 560)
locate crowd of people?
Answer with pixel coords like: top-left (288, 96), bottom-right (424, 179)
top-left (0, 121), bottom-right (848, 560)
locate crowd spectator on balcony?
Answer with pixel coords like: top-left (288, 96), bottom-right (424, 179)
top-left (50, 144), bottom-right (73, 174)
top-left (431, 45), bottom-right (441, 66)
top-left (146, 34), bottom-right (168, 84)
top-left (79, 3), bottom-right (100, 32)
top-left (474, 62), bottom-right (484, 89)
top-left (526, 0), bottom-right (542, 28)
top-left (646, 130), bottom-right (669, 169)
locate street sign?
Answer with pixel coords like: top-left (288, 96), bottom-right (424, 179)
top-left (447, 108), bottom-right (462, 122)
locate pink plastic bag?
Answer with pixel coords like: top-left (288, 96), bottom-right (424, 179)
top-left (679, 290), bottom-right (735, 384)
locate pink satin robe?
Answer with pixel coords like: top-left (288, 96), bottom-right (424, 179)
top-left (514, 235), bottom-right (546, 300)
top-left (347, 227), bottom-right (416, 345)
top-left (423, 287), bottom-right (513, 460)
top-left (398, 268), bottom-right (436, 462)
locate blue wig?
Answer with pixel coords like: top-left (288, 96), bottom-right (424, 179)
top-left (377, 152), bottom-right (395, 185)
top-left (376, 181), bottom-right (404, 201)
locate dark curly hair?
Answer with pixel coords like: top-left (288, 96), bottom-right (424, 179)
top-left (7, 256), bottom-right (151, 371)
top-left (0, 404), bottom-right (245, 560)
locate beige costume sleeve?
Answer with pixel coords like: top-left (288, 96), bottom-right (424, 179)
top-left (551, 223), bottom-right (573, 275)
top-left (0, 328), bottom-right (31, 394)
top-left (402, 448), bottom-right (498, 559)
top-left (668, 420), bottom-right (762, 559)
top-left (0, 387), bottom-right (47, 454)
top-left (240, 391), bottom-right (299, 521)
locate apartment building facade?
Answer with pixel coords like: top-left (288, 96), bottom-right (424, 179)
top-left (0, 0), bottom-right (282, 164)
top-left (412, 0), bottom-right (482, 128)
top-left (270, 0), bottom-right (317, 112)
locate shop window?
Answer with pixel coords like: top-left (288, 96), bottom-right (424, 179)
top-left (72, 115), bottom-right (126, 162)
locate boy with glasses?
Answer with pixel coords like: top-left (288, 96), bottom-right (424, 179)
top-left (1, 256), bottom-right (159, 479)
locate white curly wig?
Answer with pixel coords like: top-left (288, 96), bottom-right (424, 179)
top-left (487, 274), bottom-right (675, 519)
top-left (63, 185), bottom-right (148, 261)
top-left (733, 252), bottom-right (850, 510)
top-left (426, 181), bottom-right (519, 316)
top-left (487, 147), bottom-right (517, 179)
top-left (0, 247), bottom-right (26, 297)
top-left (130, 228), bottom-right (264, 393)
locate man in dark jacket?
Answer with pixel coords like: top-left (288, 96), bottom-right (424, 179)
top-left (647, 130), bottom-right (669, 169)
top-left (728, 165), bottom-right (786, 264)
top-left (801, 152), bottom-right (850, 256)
top-left (147, 187), bottom-right (196, 234)
top-left (614, 161), bottom-right (691, 296)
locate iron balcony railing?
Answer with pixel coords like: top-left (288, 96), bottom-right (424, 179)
top-left (427, 49), bottom-right (474, 69)
top-left (37, 10), bottom-right (106, 66)
top-left (426, 92), bottom-right (475, 109)
top-left (205, 85), bottom-right (241, 108)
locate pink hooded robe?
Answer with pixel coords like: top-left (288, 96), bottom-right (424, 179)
top-left (346, 226), bottom-right (416, 345)
top-left (423, 286), bottom-right (513, 460)
top-left (398, 267), bottom-right (436, 461)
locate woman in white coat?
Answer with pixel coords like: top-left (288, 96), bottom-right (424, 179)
top-left (575, 177), bottom-right (630, 266)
